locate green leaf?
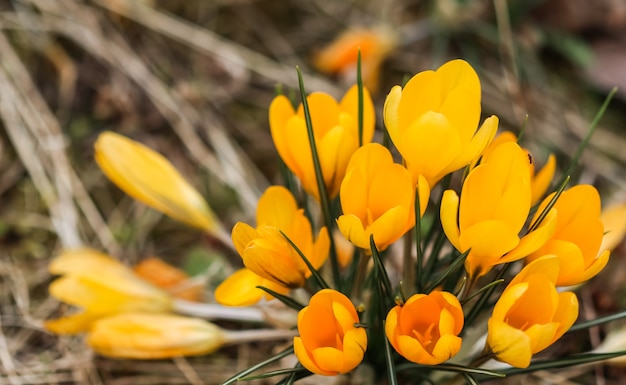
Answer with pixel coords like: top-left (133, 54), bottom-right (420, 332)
top-left (528, 175), bottom-right (569, 232)
top-left (395, 362), bottom-right (505, 377)
top-left (461, 279), bottom-right (504, 305)
top-left (370, 235), bottom-right (393, 300)
top-left (240, 367), bottom-right (306, 381)
top-left (383, 322), bottom-right (399, 385)
top-left (425, 249), bottom-right (469, 293)
top-left (256, 286), bottom-right (304, 311)
top-left (569, 310), bottom-right (626, 332)
top-left (220, 346), bottom-right (294, 385)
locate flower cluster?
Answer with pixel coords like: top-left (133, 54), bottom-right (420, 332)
top-left (44, 55), bottom-right (626, 384)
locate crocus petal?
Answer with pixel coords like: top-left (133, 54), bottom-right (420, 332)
top-left (94, 131), bottom-right (221, 234)
top-left (487, 319), bottom-right (533, 368)
top-left (440, 190), bottom-right (461, 250)
top-left (214, 268), bottom-right (289, 307)
top-left (531, 154), bottom-right (556, 205)
top-left (600, 203), bottom-right (626, 252)
top-left (294, 337), bottom-right (333, 376)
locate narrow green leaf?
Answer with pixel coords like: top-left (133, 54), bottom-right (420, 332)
top-left (256, 286), bottom-right (304, 311)
top-left (370, 235), bottom-right (393, 299)
top-left (464, 263), bottom-right (512, 326)
top-left (220, 346), bottom-right (294, 385)
top-left (461, 279), bottom-right (504, 305)
top-left (395, 362), bottom-right (505, 377)
top-left (569, 310), bottom-right (626, 332)
top-left (528, 175), bottom-right (569, 232)
top-left (383, 322), bottom-right (399, 385)
top-left (296, 67), bottom-right (340, 287)
top-left (516, 114), bottom-right (529, 143)
top-left (557, 87), bottom-right (617, 188)
top-left (463, 373), bottom-right (480, 385)
top-left (413, 186), bottom-right (423, 293)
top-left (240, 367), bottom-right (306, 381)
top-left (280, 230), bottom-right (330, 290)
top-left (425, 249), bottom-right (469, 293)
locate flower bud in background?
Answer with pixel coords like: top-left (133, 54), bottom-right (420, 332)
top-left (384, 59), bottom-right (498, 188)
top-left (294, 289), bottom-right (367, 376)
top-left (94, 131), bottom-right (227, 242)
top-left (599, 202), bottom-right (626, 252)
top-left (45, 248), bottom-right (173, 334)
top-left (441, 142), bottom-right (557, 278)
top-left (527, 185), bottom-right (610, 286)
top-left (337, 143), bottom-right (428, 251)
top-left (313, 27), bottom-right (397, 93)
top-left (214, 267), bottom-right (290, 306)
top-left (232, 186), bottom-right (329, 288)
top-left (87, 313), bottom-right (225, 359)
top-left (487, 255), bottom-right (578, 368)
top-left (269, 84), bottom-right (375, 201)
top-left (134, 257), bottom-right (202, 302)
top-left (385, 291), bottom-right (464, 365)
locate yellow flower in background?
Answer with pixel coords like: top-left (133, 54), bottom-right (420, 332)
top-left (385, 291), bottom-right (464, 365)
top-left (232, 186), bottom-right (329, 288)
top-left (600, 203), bottom-right (626, 252)
top-left (269, 84), bottom-right (375, 200)
top-left (214, 267), bottom-right (290, 306)
top-left (87, 313), bottom-right (225, 359)
top-left (313, 27), bottom-right (397, 93)
top-left (441, 142), bottom-right (557, 278)
top-left (478, 131), bottom-right (556, 205)
top-left (487, 255), bottom-right (579, 368)
top-left (384, 59), bottom-right (498, 187)
top-left (527, 185), bottom-right (610, 286)
top-left (294, 289), bottom-right (366, 376)
top-left (133, 257), bottom-right (202, 302)
top-left (94, 131), bottom-right (226, 240)
top-left (337, 143), bottom-right (429, 251)
top-left (45, 248), bottom-right (172, 334)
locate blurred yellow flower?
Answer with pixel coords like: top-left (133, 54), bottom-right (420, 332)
top-left (441, 142), bottom-right (557, 278)
top-left (45, 248), bottom-right (172, 334)
top-left (384, 59), bottom-right (498, 187)
top-left (87, 313), bottom-right (225, 359)
top-left (478, 131), bottom-right (556, 205)
top-left (269, 84), bottom-right (375, 200)
top-left (134, 257), bottom-right (202, 302)
top-left (313, 27), bottom-right (397, 93)
top-left (337, 143), bottom-right (429, 251)
top-left (385, 291), bottom-right (464, 365)
top-left (214, 267), bottom-right (290, 306)
top-left (94, 131), bottom-right (225, 240)
top-left (294, 289), bottom-right (366, 376)
top-left (527, 185), bottom-right (610, 286)
top-left (487, 255), bottom-right (579, 368)
top-left (600, 202), bottom-right (626, 252)
top-left (232, 186), bottom-right (329, 288)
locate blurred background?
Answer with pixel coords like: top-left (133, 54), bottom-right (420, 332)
top-left (0, 0), bottom-right (626, 384)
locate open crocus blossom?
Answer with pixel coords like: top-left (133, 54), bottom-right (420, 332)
top-left (95, 131), bottom-right (226, 242)
top-left (232, 186), bottom-right (329, 288)
top-left (487, 255), bottom-right (579, 368)
top-left (385, 291), bottom-right (464, 365)
top-left (269, 84), bottom-right (375, 200)
top-left (87, 313), bottom-right (225, 359)
top-left (214, 267), bottom-right (290, 306)
top-left (383, 59), bottom-right (498, 187)
top-left (45, 248), bottom-right (173, 334)
top-left (441, 141), bottom-right (557, 278)
top-left (527, 185), bottom-right (610, 286)
top-left (337, 143), bottom-right (429, 251)
top-left (294, 289), bottom-right (367, 376)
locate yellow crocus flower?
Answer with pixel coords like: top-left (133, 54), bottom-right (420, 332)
top-left (87, 313), bottom-right (225, 359)
top-left (384, 59), bottom-right (498, 187)
top-left (269, 84), bottom-right (375, 201)
top-left (45, 248), bottom-right (173, 334)
top-left (294, 289), bottom-right (367, 376)
top-left (441, 142), bottom-right (557, 278)
top-left (337, 143), bottom-right (429, 251)
top-left (214, 267), bottom-right (290, 306)
top-left (487, 255), bottom-right (579, 368)
top-left (94, 131), bottom-right (226, 241)
top-left (385, 291), bottom-right (464, 365)
top-left (231, 186), bottom-right (329, 288)
top-left (527, 185), bottom-right (610, 286)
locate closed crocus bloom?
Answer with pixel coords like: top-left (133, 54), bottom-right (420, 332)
top-left (95, 131), bottom-right (226, 241)
top-left (269, 84), bottom-right (375, 200)
top-left (487, 255), bottom-right (579, 368)
top-left (87, 313), bottom-right (225, 359)
top-left (233, 186), bottom-right (329, 288)
top-left (600, 203), bottom-right (626, 252)
top-left (294, 289), bottom-right (366, 376)
top-left (441, 142), bottom-right (557, 278)
top-left (384, 59), bottom-right (498, 187)
top-left (45, 248), bottom-right (173, 334)
top-left (385, 291), bottom-right (464, 365)
top-left (527, 185), bottom-right (610, 286)
top-left (214, 267), bottom-right (290, 306)
top-left (337, 143), bottom-right (429, 251)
